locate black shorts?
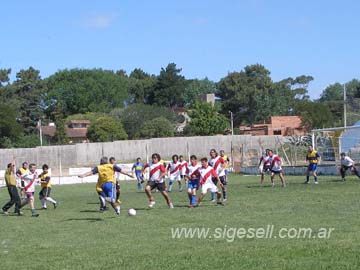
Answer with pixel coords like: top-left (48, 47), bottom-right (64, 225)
top-left (271, 170), bottom-right (282, 174)
top-left (181, 175), bottom-right (186, 179)
top-left (39, 187), bottom-right (51, 197)
top-left (219, 176), bottom-right (227, 185)
top-left (147, 181), bottom-right (166, 192)
top-left (212, 177), bottom-right (218, 185)
top-left (262, 165), bottom-right (271, 173)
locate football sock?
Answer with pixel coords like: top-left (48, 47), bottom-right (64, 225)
top-left (223, 190), bottom-right (227, 199)
top-left (191, 195), bottom-right (196, 205)
top-left (306, 176), bottom-right (309, 182)
top-left (46, 197), bottom-right (56, 204)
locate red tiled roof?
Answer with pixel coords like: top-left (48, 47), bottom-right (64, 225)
top-left (39, 126), bottom-right (56, 137)
top-left (270, 116), bottom-right (302, 128)
top-left (69, 120), bottom-right (91, 124)
top-left (65, 127), bottom-right (88, 138)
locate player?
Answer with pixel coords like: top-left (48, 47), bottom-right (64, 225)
top-left (219, 150), bottom-right (230, 180)
top-left (21, 163), bottom-right (40, 217)
top-left (258, 149), bottom-right (271, 185)
top-left (142, 153), bottom-right (174, 208)
top-left (269, 150), bottom-right (286, 187)
top-left (179, 155), bottom-right (188, 187)
top-left (340, 152), bottom-right (360, 181)
top-left (2, 158), bottom-right (23, 216)
top-left (166, 154), bottom-right (182, 192)
top-left (79, 157), bottom-right (134, 215)
top-left (109, 157), bottom-right (121, 204)
top-left (132, 157), bottom-right (145, 190)
top-left (305, 145), bottom-right (320, 184)
top-left (38, 164), bottom-right (58, 210)
top-left (197, 157), bottom-right (224, 207)
top-left (185, 155), bottom-right (200, 208)
top-left (16, 161), bottom-right (29, 199)
top-left (209, 149), bottom-right (227, 201)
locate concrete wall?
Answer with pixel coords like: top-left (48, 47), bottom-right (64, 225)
top-left (0, 135), bottom-right (284, 171)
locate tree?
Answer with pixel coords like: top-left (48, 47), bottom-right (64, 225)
top-left (294, 101), bottom-right (333, 129)
top-left (183, 78), bottom-right (217, 107)
top-left (116, 104), bottom-right (177, 139)
top-left (10, 67), bottom-right (44, 134)
top-left (128, 68), bottom-right (156, 104)
top-left (0, 69), bottom-right (11, 86)
top-left (139, 117), bottom-right (174, 138)
top-left (0, 103), bottom-right (23, 144)
top-left (148, 63), bottom-right (187, 108)
top-left (44, 69), bottom-right (129, 118)
top-left (218, 64), bottom-right (273, 125)
top-left (185, 102), bottom-right (228, 136)
top-left (87, 116), bottom-right (128, 142)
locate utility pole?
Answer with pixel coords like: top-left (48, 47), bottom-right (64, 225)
top-left (344, 83), bottom-right (347, 128)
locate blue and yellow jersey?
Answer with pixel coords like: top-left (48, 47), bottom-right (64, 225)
top-left (306, 150), bottom-right (320, 164)
top-left (92, 164), bottom-right (122, 186)
top-left (132, 162), bottom-right (144, 174)
top-left (40, 173), bottom-right (51, 188)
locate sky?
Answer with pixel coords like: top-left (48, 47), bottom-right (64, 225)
top-left (1, 0), bottom-right (359, 99)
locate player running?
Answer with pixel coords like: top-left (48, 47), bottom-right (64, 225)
top-left (340, 152), bottom-right (360, 181)
top-left (185, 155), bottom-right (200, 208)
top-left (16, 161), bottom-right (29, 199)
top-left (197, 157), bottom-right (224, 207)
top-left (22, 163), bottom-right (40, 217)
top-left (166, 154), bottom-right (182, 192)
top-left (142, 153), bottom-right (174, 209)
top-left (79, 157), bottom-right (134, 215)
top-left (179, 155), bottom-right (188, 188)
top-left (209, 149), bottom-right (227, 202)
top-left (269, 150), bottom-right (286, 187)
top-left (258, 149), bottom-right (271, 185)
top-left (132, 157), bottom-right (145, 190)
top-left (305, 145), bottom-right (320, 184)
top-left (38, 164), bottom-right (58, 210)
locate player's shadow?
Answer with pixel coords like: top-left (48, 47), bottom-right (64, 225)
top-left (80, 210), bottom-right (101, 213)
top-left (63, 217), bottom-right (104, 222)
top-left (86, 202), bottom-right (99, 205)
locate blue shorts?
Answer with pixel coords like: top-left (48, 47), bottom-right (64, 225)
top-left (188, 179), bottom-right (199, 190)
top-left (308, 164), bottom-right (318, 172)
top-left (135, 172), bottom-right (144, 181)
top-left (101, 182), bottom-right (116, 202)
top-left (225, 169), bottom-right (229, 175)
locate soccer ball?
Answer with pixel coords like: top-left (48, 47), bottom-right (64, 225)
top-left (128, 208), bottom-right (137, 216)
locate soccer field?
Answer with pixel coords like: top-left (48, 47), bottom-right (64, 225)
top-left (1, 174), bottom-right (360, 270)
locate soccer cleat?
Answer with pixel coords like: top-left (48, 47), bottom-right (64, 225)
top-left (179, 188), bottom-right (183, 192)
top-left (41, 207), bottom-right (48, 210)
top-left (314, 181), bottom-right (318, 185)
top-left (342, 178), bottom-right (346, 182)
top-left (15, 212), bottom-right (24, 216)
top-left (223, 198), bottom-right (227, 202)
top-left (2, 210), bottom-right (9, 216)
top-left (272, 183), bottom-right (275, 187)
top-left (211, 199), bottom-right (216, 203)
top-left (304, 181), bottom-right (309, 184)
top-left (31, 213), bottom-right (39, 217)
top-left (217, 201), bottom-right (224, 206)
top-left (168, 203), bottom-right (174, 209)
top-left (188, 205), bottom-right (194, 208)
top-left (148, 201), bottom-right (155, 208)
top-left (282, 183), bottom-right (286, 187)
top-left (53, 202), bottom-right (58, 209)
top-left (115, 206), bottom-right (121, 215)
top-left (116, 199), bottom-right (122, 204)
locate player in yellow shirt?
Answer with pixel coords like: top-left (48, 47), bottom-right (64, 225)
top-left (305, 145), bottom-right (320, 184)
top-left (79, 157), bottom-right (133, 215)
top-left (38, 164), bottom-right (58, 210)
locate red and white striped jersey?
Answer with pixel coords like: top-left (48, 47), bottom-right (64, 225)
top-left (270, 155), bottom-right (282, 172)
top-left (199, 165), bottom-right (218, 185)
top-left (179, 160), bottom-right (188, 175)
top-left (23, 171), bottom-right (38, 193)
top-left (209, 156), bottom-right (225, 177)
top-left (144, 162), bottom-right (166, 183)
top-left (167, 161), bottom-right (181, 177)
top-left (186, 162), bottom-right (200, 179)
top-left (259, 154), bottom-right (271, 166)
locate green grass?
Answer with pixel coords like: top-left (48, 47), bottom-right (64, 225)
top-left (1, 174), bottom-right (360, 270)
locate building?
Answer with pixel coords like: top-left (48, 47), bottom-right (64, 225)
top-left (239, 116), bottom-right (307, 136)
top-left (38, 120), bottom-right (91, 144)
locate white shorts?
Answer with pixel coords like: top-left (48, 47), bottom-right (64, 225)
top-left (201, 182), bottom-right (218, 194)
top-left (169, 174), bottom-right (181, 181)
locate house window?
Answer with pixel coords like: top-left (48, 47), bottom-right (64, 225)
top-left (274, 130), bottom-right (282, 135)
